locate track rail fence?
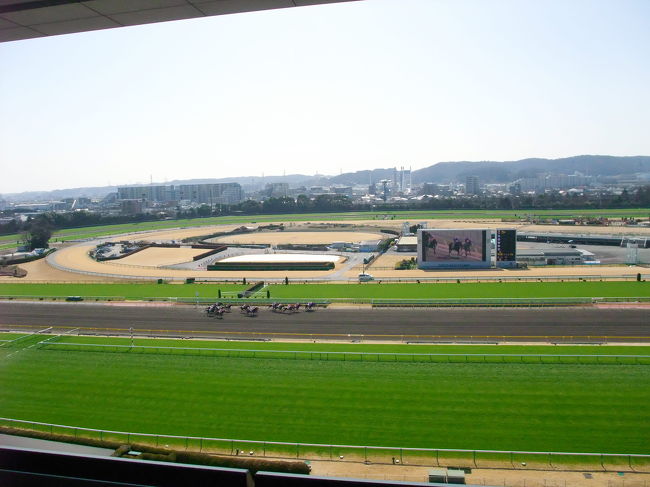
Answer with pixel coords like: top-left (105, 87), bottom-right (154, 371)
top-left (1, 295), bottom-right (650, 307)
top-left (0, 417), bottom-right (648, 472)
top-left (4, 325), bottom-right (649, 344)
top-left (37, 341), bottom-right (650, 365)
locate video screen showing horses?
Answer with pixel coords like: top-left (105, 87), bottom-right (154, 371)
top-left (418, 229), bottom-right (489, 268)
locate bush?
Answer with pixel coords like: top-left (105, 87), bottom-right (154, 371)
top-left (394, 257), bottom-right (417, 270)
top-left (0, 427), bottom-right (309, 475)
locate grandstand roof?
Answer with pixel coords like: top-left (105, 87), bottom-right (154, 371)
top-left (0, 0), bottom-right (359, 43)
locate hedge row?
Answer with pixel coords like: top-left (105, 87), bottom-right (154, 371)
top-left (0, 426), bottom-right (309, 474)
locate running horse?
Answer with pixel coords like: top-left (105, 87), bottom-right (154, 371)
top-left (462, 238), bottom-right (472, 257)
top-left (448, 239), bottom-right (462, 256)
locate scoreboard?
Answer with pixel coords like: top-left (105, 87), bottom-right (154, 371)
top-left (496, 229), bottom-right (517, 262)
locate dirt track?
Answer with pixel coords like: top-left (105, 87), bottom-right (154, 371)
top-left (1, 302), bottom-right (648, 342)
top-left (209, 231), bottom-right (385, 245)
top-left (117, 247), bottom-right (206, 267)
top-left (3, 219), bottom-right (650, 282)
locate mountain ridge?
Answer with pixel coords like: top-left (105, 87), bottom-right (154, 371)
top-left (4, 155), bottom-right (649, 201)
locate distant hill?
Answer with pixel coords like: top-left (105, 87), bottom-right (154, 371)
top-left (412, 155), bottom-right (650, 184)
top-left (3, 185), bottom-right (120, 202)
top-left (4, 155), bottom-right (649, 202)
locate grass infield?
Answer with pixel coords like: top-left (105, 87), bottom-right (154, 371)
top-left (0, 281), bottom-right (648, 301)
top-left (1, 336), bottom-right (649, 455)
top-left (267, 281), bottom-right (650, 300)
top-left (0, 283), bottom-right (248, 299)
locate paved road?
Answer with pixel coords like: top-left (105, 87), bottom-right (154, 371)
top-left (0, 434), bottom-right (114, 456)
top-left (1, 302), bottom-right (648, 342)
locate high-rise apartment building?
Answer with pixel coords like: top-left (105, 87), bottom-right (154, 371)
top-left (465, 176), bottom-right (480, 195)
top-left (117, 183), bottom-right (243, 206)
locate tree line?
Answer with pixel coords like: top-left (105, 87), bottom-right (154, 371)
top-left (2, 186), bottom-right (649, 241)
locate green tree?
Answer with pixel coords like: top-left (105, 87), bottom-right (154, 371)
top-left (21, 216), bottom-right (53, 250)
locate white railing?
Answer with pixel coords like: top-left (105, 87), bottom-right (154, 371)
top-left (0, 417), bottom-right (648, 471)
top-left (39, 342), bottom-right (650, 364)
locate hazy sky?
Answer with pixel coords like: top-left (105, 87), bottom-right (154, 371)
top-left (1, 0), bottom-right (649, 193)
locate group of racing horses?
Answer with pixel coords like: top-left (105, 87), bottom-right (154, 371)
top-left (205, 301), bottom-right (317, 318)
top-left (268, 302), bottom-right (317, 313)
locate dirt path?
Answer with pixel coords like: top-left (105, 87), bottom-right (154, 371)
top-left (309, 461), bottom-right (650, 487)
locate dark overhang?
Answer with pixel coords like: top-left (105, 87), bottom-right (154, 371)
top-left (0, 0), bottom-right (359, 43)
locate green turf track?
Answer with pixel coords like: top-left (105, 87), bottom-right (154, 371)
top-left (1, 337), bottom-right (649, 454)
top-left (39, 340), bottom-right (650, 365)
top-left (0, 333), bottom-right (25, 341)
top-left (1, 281), bottom-right (648, 300)
top-left (267, 282), bottom-right (650, 299)
top-left (39, 336), bottom-right (650, 356)
top-left (1, 208), bottom-right (648, 247)
top-left (0, 283), bottom-right (247, 298)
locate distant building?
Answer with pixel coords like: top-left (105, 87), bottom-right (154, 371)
top-left (516, 248), bottom-right (590, 266)
top-left (390, 166), bottom-right (412, 194)
top-left (264, 183), bottom-right (289, 198)
top-left (513, 173), bottom-right (591, 193)
top-left (332, 186), bottom-right (353, 197)
top-left (308, 186), bottom-right (329, 196)
top-left (396, 236), bottom-right (418, 252)
top-left (358, 240), bottom-right (382, 252)
top-left (420, 183), bottom-right (440, 196)
top-left (117, 185), bottom-right (171, 203)
top-left (465, 176), bottom-right (480, 195)
top-left (118, 183), bottom-right (243, 206)
top-left (177, 183), bottom-right (243, 205)
top-left (120, 199), bottom-right (143, 215)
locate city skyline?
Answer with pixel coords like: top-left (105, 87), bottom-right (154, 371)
top-left (2, 0), bottom-right (650, 193)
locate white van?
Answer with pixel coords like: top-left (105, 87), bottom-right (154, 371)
top-left (358, 273), bottom-right (374, 282)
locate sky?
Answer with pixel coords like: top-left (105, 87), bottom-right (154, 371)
top-left (1, 0), bottom-right (650, 194)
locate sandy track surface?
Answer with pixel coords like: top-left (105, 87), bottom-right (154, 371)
top-left (210, 231), bottom-right (385, 245)
top-left (310, 462), bottom-right (649, 486)
top-left (106, 219), bottom-right (650, 245)
top-left (47, 243), bottom-right (338, 279)
top-left (321, 218), bottom-right (650, 236)
top-left (4, 219), bottom-right (649, 282)
top-left (0, 257), bottom-right (123, 282)
top-left (118, 247), bottom-right (207, 267)
top-left (108, 225), bottom-right (242, 243)
top-left (4, 242), bottom-right (646, 282)
top-left (303, 218), bottom-right (650, 235)
top-left (515, 223), bottom-right (650, 235)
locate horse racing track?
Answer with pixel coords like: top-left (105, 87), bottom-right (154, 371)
top-left (1, 331), bottom-right (650, 470)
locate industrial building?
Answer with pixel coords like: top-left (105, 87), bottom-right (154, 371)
top-left (358, 240), bottom-right (382, 252)
top-left (516, 248), bottom-right (599, 266)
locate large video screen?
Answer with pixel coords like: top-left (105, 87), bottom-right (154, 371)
top-left (496, 229), bottom-right (517, 262)
top-left (418, 229), bottom-right (489, 268)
